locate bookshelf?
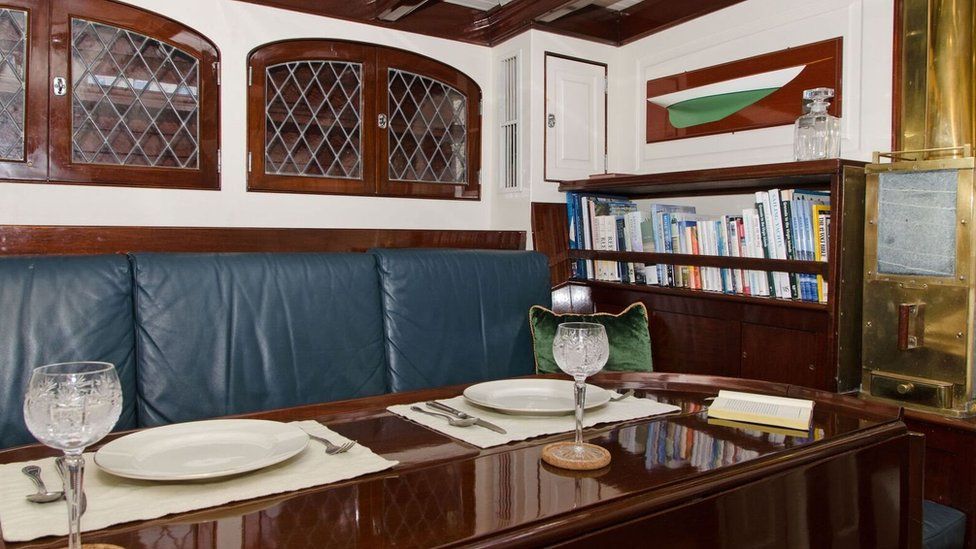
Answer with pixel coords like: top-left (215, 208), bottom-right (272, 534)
top-left (538, 159), bottom-right (865, 392)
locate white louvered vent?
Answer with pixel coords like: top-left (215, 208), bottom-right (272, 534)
top-left (499, 54), bottom-right (521, 193)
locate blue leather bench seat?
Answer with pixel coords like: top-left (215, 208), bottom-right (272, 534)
top-left (131, 253), bottom-right (389, 426)
top-left (0, 249), bottom-right (551, 447)
top-left (372, 249), bottom-right (551, 392)
top-left (923, 499), bottom-right (966, 549)
top-left (0, 255), bottom-right (138, 448)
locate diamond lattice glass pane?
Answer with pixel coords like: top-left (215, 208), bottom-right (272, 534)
top-left (0, 8), bottom-right (27, 161)
top-left (387, 69), bottom-right (467, 184)
top-left (265, 61), bottom-right (362, 179)
top-left (70, 18), bottom-right (200, 168)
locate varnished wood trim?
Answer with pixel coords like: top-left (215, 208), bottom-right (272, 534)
top-left (581, 279), bottom-right (830, 311)
top-left (558, 159), bottom-right (865, 194)
top-left (569, 249), bottom-right (830, 276)
top-left (0, 225), bottom-right (526, 255)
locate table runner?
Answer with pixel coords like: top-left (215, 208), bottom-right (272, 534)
top-left (388, 394), bottom-right (681, 448)
top-left (0, 421), bottom-right (397, 542)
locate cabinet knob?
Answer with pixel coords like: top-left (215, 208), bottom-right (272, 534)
top-left (896, 382), bottom-right (915, 395)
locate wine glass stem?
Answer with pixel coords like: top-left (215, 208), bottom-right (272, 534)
top-left (574, 378), bottom-right (586, 450)
top-left (64, 452), bottom-right (84, 549)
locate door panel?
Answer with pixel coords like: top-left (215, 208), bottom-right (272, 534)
top-left (545, 55), bottom-right (605, 181)
top-left (741, 323), bottom-right (829, 389)
top-left (48, 0), bottom-right (219, 189)
top-left (0, 0), bottom-right (48, 181)
top-left (649, 310), bottom-right (740, 377)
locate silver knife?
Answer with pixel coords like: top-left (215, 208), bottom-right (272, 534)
top-left (426, 401), bottom-right (507, 434)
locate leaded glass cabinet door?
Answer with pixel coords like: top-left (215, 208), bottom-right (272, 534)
top-left (377, 49), bottom-right (480, 200)
top-left (0, 0), bottom-right (47, 181)
top-left (247, 40), bottom-right (375, 195)
top-left (48, 0), bottom-right (219, 189)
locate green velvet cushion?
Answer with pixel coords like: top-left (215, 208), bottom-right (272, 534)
top-left (528, 302), bottom-right (653, 374)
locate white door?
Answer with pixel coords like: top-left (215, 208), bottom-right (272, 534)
top-left (545, 55), bottom-right (606, 181)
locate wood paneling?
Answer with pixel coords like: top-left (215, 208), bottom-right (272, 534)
top-left (903, 412), bottom-right (976, 547)
top-left (645, 38), bottom-right (843, 144)
top-left (741, 323), bottom-right (828, 390)
top-left (0, 225), bottom-right (526, 255)
top-left (232, 0), bottom-right (744, 47)
top-left (531, 202), bottom-right (571, 285)
top-left (649, 310), bottom-right (740, 377)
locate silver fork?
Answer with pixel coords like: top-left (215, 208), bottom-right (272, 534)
top-left (306, 432), bottom-right (356, 455)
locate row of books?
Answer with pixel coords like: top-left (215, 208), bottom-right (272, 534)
top-left (566, 189), bottom-right (831, 302)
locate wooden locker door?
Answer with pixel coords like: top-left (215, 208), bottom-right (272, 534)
top-left (740, 323), bottom-right (829, 390)
top-left (544, 54), bottom-right (606, 182)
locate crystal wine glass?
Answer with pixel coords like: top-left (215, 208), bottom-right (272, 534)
top-left (23, 362), bottom-right (123, 549)
top-left (551, 322), bottom-right (610, 465)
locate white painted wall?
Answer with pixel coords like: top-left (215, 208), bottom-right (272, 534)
top-left (616, 0), bottom-right (894, 174)
top-left (2, 0), bottom-right (896, 238)
top-left (1, 0), bottom-right (497, 230)
top-left (488, 30), bottom-right (617, 246)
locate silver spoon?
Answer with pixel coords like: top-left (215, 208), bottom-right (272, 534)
top-left (22, 465), bottom-right (64, 503)
top-left (410, 406), bottom-right (478, 427)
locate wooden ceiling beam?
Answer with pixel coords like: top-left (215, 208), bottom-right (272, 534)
top-left (477, 0), bottom-right (584, 44)
top-left (617, 0), bottom-right (746, 44)
top-left (372, 0), bottom-right (439, 21)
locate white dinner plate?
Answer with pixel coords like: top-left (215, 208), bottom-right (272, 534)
top-left (463, 379), bottom-right (611, 415)
top-left (94, 419), bottom-right (309, 481)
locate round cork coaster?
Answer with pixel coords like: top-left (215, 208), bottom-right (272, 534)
top-left (541, 442), bottom-right (611, 471)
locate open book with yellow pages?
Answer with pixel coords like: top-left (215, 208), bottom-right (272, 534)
top-left (706, 390), bottom-right (814, 431)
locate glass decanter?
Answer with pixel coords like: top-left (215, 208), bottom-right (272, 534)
top-left (794, 87), bottom-right (840, 161)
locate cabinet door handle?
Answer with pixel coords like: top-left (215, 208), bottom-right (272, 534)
top-left (378, 114), bottom-right (388, 129)
top-left (547, 113), bottom-right (556, 128)
top-left (53, 76), bottom-right (67, 96)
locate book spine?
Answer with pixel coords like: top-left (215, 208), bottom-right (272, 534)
top-left (780, 198), bottom-right (800, 299)
top-left (736, 217), bottom-right (750, 296)
top-left (689, 223), bottom-right (701, 290)
top-left (614, 215), bottom-right (637, 284)
top-left (671, 215), bottom-right (683, 287)
top-left (766, 190), bottom-right (791, 299)
top-left (755, 195), bottom-right (777, 296)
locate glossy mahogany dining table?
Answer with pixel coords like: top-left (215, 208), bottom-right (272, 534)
top-left (0, 373), bottom-right (921, 548)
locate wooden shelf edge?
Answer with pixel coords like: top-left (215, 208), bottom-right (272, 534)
top-left (569, 249), bottom-right (829, 276)
top-left (558, 159), bottom-right (867, 194)
top-left (575, 279), bottom-right (830, 311)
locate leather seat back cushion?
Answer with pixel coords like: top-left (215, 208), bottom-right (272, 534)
top-left (0, 255), bottom-right (137, 448)
top-left (372, 249), bottom-right (551, 392)
top-left (131, 253), bottom-right (388, 426)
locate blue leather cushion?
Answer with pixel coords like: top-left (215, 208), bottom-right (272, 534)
top-left (0, 255), bottom-right (137, 448)
top-left (923, 499), bottom-right (966, 549)
top-left (131, 253), bottom-right (388, 426)
top-left (372, 249), bottom-right (551, 392)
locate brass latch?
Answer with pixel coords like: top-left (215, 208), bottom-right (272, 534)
top-left (897, 303), bottom-right (925, 350)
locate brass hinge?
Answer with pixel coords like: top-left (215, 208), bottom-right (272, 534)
top-left (247, 152), bottom-right (252, 173)
top-left (217, 149), bottom-right (222, 173)
top-left (213, 62), bottom-right (220, 86)
top-left (248, 66), bottom-right (253, 86)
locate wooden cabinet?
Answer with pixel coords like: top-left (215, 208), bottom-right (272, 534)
top-left (0, 0), bottom-right (220, 189)
top-left (246, 40), bottom-right (481, 200)
top-left (535, 160), bottom-right (866, 392)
